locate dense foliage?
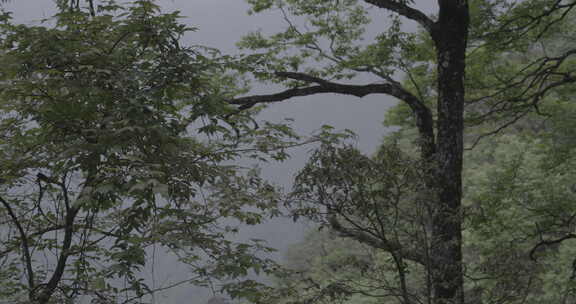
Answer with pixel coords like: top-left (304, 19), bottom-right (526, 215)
top-left (0, 1), bottom-right (298, 303)
top-left (3, 1), bottom-right (576, 304)
top-left (280, 100), bottom-right (576, 304)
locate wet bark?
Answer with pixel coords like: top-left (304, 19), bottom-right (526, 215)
top-left (429, 1), bottom-right (469, 303)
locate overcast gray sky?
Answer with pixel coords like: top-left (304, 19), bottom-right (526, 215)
top-left (2, 1), bottom-right (438, 303)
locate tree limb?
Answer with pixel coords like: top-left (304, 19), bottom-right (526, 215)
top-left (0, 224), bottom-right (67, 257)
top-left (34, 205), bottom-right (80, 303)
top-left (229, 79), bottom-right (386, 107)
top-left (363, 0), bottom-right (435, 34)
top-left (0, 195), bottom-right (36, 297)
top-left (328, 214), bottom-right (425, 265)
top-left (529, 233), bottom-right (576, 261)
top-left (229, 71), bottom-right (436, 157)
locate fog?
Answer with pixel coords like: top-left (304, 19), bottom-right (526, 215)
top-left (2, 1), bottom-right (437, 303)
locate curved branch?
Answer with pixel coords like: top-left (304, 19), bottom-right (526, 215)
top-left (0, 195), bottom-right (35, 296)
top-left (229, 71), bottom-right (435, 157)
top-left (529, 234), bottom-right (576, 261)
top-left (229, 79), bottom-right (387, 107)
top-left (35, 169), bottom-right (95, 303)
top-left (363, 0), bottom-right (435, 34)
top-left (34, 206), bottom-right (80, 304)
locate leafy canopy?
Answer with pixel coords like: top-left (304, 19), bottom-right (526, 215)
top-left (0, 1), bottom-right (298, 303)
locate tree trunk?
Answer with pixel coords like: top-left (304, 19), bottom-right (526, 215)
top-left (429, 1), bottom-right (469, 304)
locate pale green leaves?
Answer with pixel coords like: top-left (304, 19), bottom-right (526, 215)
top-left (0, 2), bottom-right (294, 303)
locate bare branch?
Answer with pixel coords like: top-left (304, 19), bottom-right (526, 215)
top-left (465, 48), bottom-right (576, 148)
top-left (328, 214), bottom-right (425, 265)
top-left (482, 0), bottom-right (576, 47)
top-left (229, 80), bottom-right (385, 107)
top-left (34, 204), bottom-right (80, 303)
top-left (230, 71), bottom-right (436, 157)
top-left (363, 0), bottom-right (435, 33)
top-left (529, 234), bottom-right (576, 261)
top-left (0, 195), bottom-right (36, 295)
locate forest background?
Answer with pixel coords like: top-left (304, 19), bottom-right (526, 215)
top-left (1, 1), bottom-right (576, 304)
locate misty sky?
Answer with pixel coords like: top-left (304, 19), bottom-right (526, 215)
top-left (2, 1), bottom-right (439, 303)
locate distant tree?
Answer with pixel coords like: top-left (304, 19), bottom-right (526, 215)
top-left (0, 1), bottom-right (296, 303)
top-left (230, 1), bottom-right (576, 304)
top-left (280, 98), bottom-right (576, 304)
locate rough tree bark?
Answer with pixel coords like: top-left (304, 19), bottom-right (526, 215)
top-left (429, 1), bottom-right (469, 303)
top-left (231, 1), bottom-right (470, 304)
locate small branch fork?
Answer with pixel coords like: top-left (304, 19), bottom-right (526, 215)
top-left (529, 234), bottom-right (576, 262)
top-left (328, 214), bottom-right (426, 266)
top-left (363, 0), bottom-right (435, 34)
top-left (0, 195), bottom-right (36, 298)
